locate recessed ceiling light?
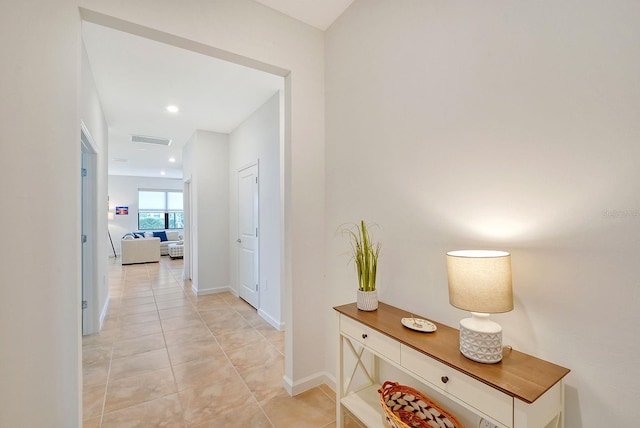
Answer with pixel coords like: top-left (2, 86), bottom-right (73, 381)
top-left (160, 171), bottom-right (166, 176)
top-left (169, 157), bottom-right (176, 163)
top-left (166, 105), bottom-right (179, 113)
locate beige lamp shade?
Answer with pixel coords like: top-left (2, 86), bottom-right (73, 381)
top-left (447, 250), bottom-right (513, 314)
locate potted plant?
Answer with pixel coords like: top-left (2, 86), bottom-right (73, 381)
top-left (343, 220), bottom-right (381, 311)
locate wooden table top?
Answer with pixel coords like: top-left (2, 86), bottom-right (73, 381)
top-left (334, 302), bottom-right (570, 404)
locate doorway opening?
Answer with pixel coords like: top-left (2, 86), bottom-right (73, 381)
top-left (80, 13), bottom-right (291, 339)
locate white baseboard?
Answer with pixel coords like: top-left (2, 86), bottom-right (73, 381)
top-left (99, 295), bottom-right (110, 330)
top-left (282, 371), bottom-right (333, 396)
top-left (258, 308), bottom-right (285, 331)
top-left (193, 284), bottom-right (232, 296)
top-left (323, 372), bottom-right (337, 393)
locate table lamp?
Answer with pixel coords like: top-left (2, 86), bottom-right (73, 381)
top-left (446, 250), bottom-right (513, 364)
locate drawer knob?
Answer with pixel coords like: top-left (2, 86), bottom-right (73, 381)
top-left (441, 376), bottom-right (449, 384)
top-left (362, 333), bottom-right (368, 339)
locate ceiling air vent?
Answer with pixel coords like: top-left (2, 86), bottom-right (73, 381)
top-left (131, 134), bottom-right (172, 146)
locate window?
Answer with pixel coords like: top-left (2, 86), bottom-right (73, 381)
top-left (138, 190), bottom-right (184, 230)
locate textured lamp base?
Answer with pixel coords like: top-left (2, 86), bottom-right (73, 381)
top-left (459, 314), bottom-right (504, 364)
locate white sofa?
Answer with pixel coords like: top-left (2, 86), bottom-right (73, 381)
top-left (121, 237), bottom-right (161, 264)
top-left (156, 230), bottom-right (183, 255)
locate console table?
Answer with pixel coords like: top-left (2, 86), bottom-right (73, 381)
top-left (334, 302), bottom-right (570, 428)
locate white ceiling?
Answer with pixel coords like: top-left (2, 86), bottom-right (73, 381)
top-left (253, 0), bottom-right (354, 30)
top-left (82, 22), bottom-right (283, 179)
top-left (81, 1), bottom-right (353, 179)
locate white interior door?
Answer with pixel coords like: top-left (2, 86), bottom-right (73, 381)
top-left (237, 163), bottom-right (259, 308)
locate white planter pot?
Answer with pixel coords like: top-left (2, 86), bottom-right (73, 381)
top-left (357, 290), bottom-right (378, 311)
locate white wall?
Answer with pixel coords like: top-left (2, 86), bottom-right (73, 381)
top-left (325, 1), bottom-right (640, 426)
top-left (108, 175), bottom-right (183, 255)
top-left (230, 92), bottom-right (282, 328)
top-left (81, 41), bottom-right (110, 333)
top-left (0, 1), bottom-right (81, 426)
top-left (79, 0), bottom-right (326, 393)
top-left (183, 130), bottom-right (230, 295)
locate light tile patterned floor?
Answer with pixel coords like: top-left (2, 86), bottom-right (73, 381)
top-left (82, 256), bottom-right (362, 427)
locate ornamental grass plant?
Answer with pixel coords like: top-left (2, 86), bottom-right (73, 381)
top-left (342, 220), bottom-right (381, 292)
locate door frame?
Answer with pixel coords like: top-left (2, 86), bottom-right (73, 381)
top-left (79, 11), bottom-right (295, 391)
top-left (80, 122), bottom-right (99, 335)
top-left (183, 178), bottom-right (193, 282)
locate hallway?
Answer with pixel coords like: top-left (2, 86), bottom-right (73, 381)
top-left (82, 257), bottom-right (358, 427)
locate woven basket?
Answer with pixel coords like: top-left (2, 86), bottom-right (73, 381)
top-left (378, 381), bottom-right (463, 428)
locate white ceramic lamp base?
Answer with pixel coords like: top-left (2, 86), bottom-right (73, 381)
top-left (459, 312), bottom-right (503, 364)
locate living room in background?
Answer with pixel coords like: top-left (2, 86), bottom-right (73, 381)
top-left (138, 189), bottom-right (184, 230)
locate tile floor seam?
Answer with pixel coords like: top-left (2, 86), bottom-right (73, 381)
top-left (252, 324), bottom-right (285, 358)
top-left (152, 263), bottom-right (222, 427)
top-left (160, 308), bottom-right (186, 426)
top-left (184, 287), bottom-right (223, 351)
top-left (188, 292), bottom-right (277, 426)
top-left (207, 320), bottom-right (272, 425)
top-left (103, 261), bottom-right (186, 424)
top-left (176, 293), bottom-right (256, 427)
top-left (97, 343), bottom-right (113, 427)
top-left (97, 266), bottom-right (121, 428)
top-left (148, 262), bottom-right (186, 426)
top-left (100, 375), bottom-right (180, 417)
top-left (253, 394), bottom-right (277, 428)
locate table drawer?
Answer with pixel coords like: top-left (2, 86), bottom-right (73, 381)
top-left (402, 345), bottom-right (513, 427)
top-left (340, 315), bottom-right (401, 364)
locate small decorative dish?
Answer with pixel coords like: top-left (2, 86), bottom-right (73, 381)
top-left (401, 317), bottom-right (437, 333)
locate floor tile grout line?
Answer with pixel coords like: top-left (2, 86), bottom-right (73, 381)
top-left (223, 304), bottom-right (280, 427)
top-left (251, 322), bottom-right (285, 357)
top-left (187, 286), bottom-right (278, 426)
top-left (101, 258), bottom-right (183, 423)
top-left (100, 260), bottom-right (166, 426)
top-left (148, 258), bottom-right (186, 426)
top-left (96, 262), bottom-right (126, 426)
top-left (156, 257), bottom-right (220, 426)
top-left (100, 367), bottom-right (182, 420)
top-left (163, 259), bottom-right (256, 426)
top-left (160, 286), bottom-right (190, 427)
top-left (208, 317), bottom-right (276, 427)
